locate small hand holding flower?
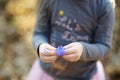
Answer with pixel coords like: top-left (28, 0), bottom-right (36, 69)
top-left (62, 42), bottom-right (83, 62)
top-left (39, 42), bottom-right (83, 63)
top-left (39, 43), bottom-right (58, 63)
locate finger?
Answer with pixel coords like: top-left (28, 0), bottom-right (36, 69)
top-left (45, 44), bottom-right (56, 50)
top-left (63, 53), bottom-right (79, 62)
top-left (42, 49), bottom-right (57, 56)
top-left (63, 44), bottom-right (72, 49)
top-left (41, 56), bottom-right (57, 62)
top-left (63, 53), bottom-right (76, 60)
top-left (65, 48), bottom-right (76, 55)
top-left (40, 48), bottom-right (56, 55)
top-left (40, 43), bottom-right (56, 50)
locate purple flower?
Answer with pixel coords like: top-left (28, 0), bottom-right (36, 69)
top-left (56, 45), bottom-right (65, 56)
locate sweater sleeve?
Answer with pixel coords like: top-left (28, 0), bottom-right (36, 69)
top-left (32, 0), bottom-right (50, 56)
top-left (80, 0), bottom-right (115, 61)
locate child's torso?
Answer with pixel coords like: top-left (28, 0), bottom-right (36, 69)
top-left (41, 0), bottom-right (99, 79)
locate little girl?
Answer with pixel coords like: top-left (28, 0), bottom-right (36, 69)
top-left (27, 0), bottom-right (115, 80)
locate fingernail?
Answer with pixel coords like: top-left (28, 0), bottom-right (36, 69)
top-left (42, 48), bottom-right (47, 54)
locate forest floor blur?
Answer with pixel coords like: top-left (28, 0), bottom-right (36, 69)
top-left (0, 11), bottom-right (36, 80)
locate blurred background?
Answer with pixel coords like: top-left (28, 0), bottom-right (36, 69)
top-left (0, 0), bottom-right (119, 80)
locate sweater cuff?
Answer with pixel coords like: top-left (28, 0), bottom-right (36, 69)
top-left (32, 39), bottom-right (48, 57)
top-left (79, 42), bottom-right (87, 61)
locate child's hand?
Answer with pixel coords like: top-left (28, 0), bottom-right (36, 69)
top-left (63, 42), bottom-right (83, 62)
top-left (39, 43), bottom-right (58, 63)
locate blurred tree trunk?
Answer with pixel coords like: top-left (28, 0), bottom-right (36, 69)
top-left (104, 0), bottom-right (120, 80)
top-left (0, 0), bottom-right (8, 10)
top-left (114, 0), bottom-right (120, 53)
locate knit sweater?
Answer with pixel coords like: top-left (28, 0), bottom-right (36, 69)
top-left (32, 0), bottom-right (115, 79)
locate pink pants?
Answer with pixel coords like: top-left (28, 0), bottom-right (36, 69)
top-left (27, 59), bottom-right (105, 80)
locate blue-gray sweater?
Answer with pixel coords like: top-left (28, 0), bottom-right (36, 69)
top-left (32, 0), bottom-right (115, 80)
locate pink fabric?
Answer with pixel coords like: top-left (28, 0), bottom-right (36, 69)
top-left (91, 61), bottom-right (105, 80)
top-left (27, 59), bottom-right (105, 80)
top-left (27, 59), bottom-right (54, 80)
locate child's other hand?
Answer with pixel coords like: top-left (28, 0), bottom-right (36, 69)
top-left (63, 42), bottom-right (83, 62)
top-left (39, 43), bottom-right (58, 63)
